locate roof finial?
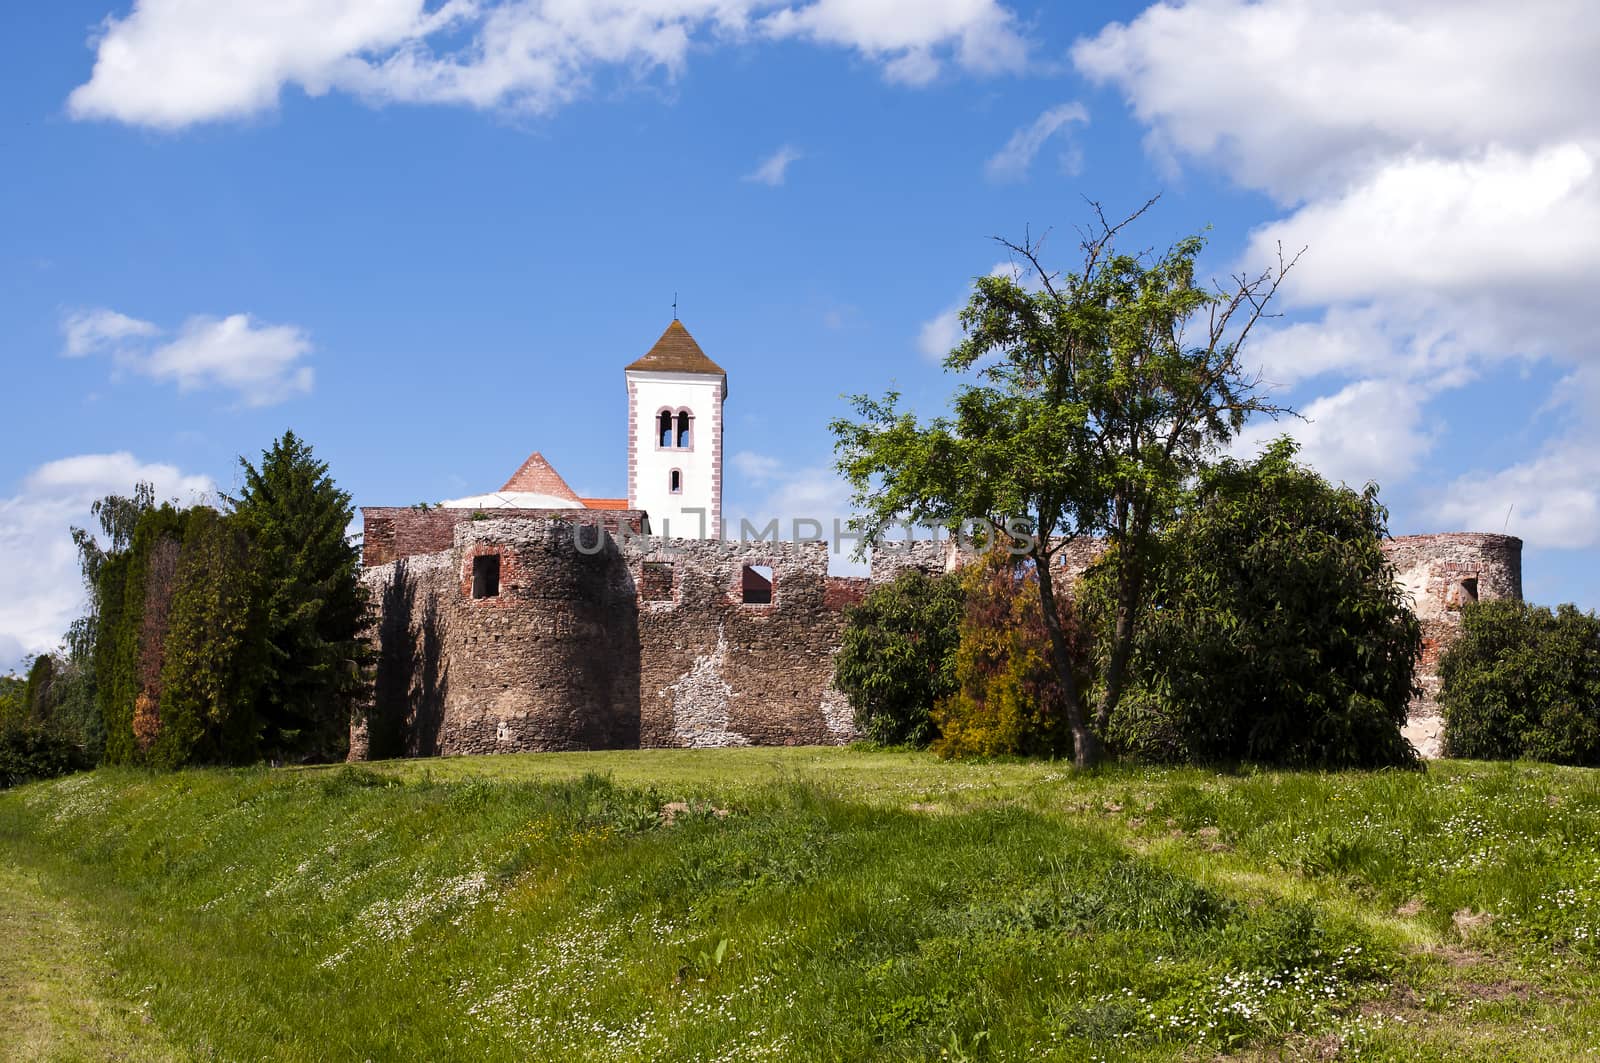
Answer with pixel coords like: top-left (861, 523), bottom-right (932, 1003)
top-left (672, 292), bottom-right (678, 320)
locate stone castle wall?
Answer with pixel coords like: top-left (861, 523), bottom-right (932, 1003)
top-left (629, 538), bottom-right (856, 747)
top-left (352, 509), bottom-right (1523, 761)
top-left (355, 517), bottom-right (864, 757)
top-left (1382, 533), bottom-right (1523, 757)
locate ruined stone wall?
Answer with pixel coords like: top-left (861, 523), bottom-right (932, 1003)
top-left (355, 519), bottom-right (642, 758)
top-left (437, 520), bottom-right (642, 754)
top-left (626, 538), bottom-right (857, 747)
top-left (351, 517), bottom-right (1524, 762)
top-left (352, 551), bottom-right (456, 760)
top-left (352, 524), bottom-right (858, 758)
top-left (1382, 533), bottom-right (1523, 756)
top-left (869, 538), bottom-right (959, 583)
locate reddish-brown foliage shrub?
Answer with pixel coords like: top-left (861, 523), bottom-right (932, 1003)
top-left (932, 553), bottom-right (1090, 759)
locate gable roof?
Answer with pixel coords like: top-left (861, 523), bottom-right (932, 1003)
top-left (499, 451), bottom-right (582, 503)
top-left (625, 320), bottom-right (727, 380)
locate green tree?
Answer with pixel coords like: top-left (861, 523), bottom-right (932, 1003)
top-left (227, 431), bottom-right (367, 762)
top-left (149, 507), bottom-right (265, 768)
top-left (0, 674), bottom-right (23, 732)
top-left (2, 660), bottom-right (89, 787)
top-left (22, 654), bottom-right (56, 726)
top-left (1098, 439), bottom-right (1421, 768)
top-left (833, 202), bottom-right (1295, 767)
top-left (834, 569), bottom-right (965, 746)
top-left (1441, 601), bottom-right (1600, 764)
top-left (98, 503), bottom-right (187, 764)
top-left (64, 481), bottom-right (157, 764)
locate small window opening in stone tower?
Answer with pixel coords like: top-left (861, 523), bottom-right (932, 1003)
top-left (742, 564), bottom-right (774, 605)
top-left (642, 561), bottom-right (674, 602)
top-left (1452, 573), bottom-right (1484, 605)
top-left (658, 410), bottom-right (673, 447)
top-left (676, 410), bottom-right (692, 448)
top-left (669, 469), bottom-right (683, 494)
top-left (472, 554), bottom-right (501, 599)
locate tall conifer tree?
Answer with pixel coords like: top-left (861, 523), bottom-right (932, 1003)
top-left (228, 431), bottom-right (367, 761)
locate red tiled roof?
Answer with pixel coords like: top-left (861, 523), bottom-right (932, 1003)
top-left (500, 452), bottom-right (581, 502)
top-left (624, 320), bottom-right (726, 380)
top-left (581, 497), bottom-right (630, 511)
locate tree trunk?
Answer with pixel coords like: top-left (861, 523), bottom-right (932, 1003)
top-left (1095, 537), bottom-right (1147, 734)
top-left (1034, 552), bottom-right (1101, 769)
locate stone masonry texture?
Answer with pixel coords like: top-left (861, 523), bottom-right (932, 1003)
top-left (351, 505), bottom-right (1522, 761)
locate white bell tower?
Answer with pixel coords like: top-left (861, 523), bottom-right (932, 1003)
top-left (625, 320), bottom-right (726, 539)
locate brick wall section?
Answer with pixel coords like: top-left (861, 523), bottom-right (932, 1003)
top-left (362, 506), bottom-right (646, 567)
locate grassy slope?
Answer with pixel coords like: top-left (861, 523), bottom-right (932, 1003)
top-left (0, 860), bottom-right (175, 1061)
top-left (2, 749), bottom-right (1599, 1061)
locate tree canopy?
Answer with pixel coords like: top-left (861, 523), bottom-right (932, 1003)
top-left (227, 431), bottom-right (367, 762)
top-left (833, 201), bottom-right (1297, 766)
top-left (1097, 439), bottom-right (1422, 768)
top-left (834, 569), bottom-right (965, 747)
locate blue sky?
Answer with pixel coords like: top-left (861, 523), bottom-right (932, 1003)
top-left (3, 0), bottom-right (1597, 669)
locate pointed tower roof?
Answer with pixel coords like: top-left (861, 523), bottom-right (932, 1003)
top-left (625, 320), bottom-right (726, 381)
top-left (499, 451), bottom-right (582, 502)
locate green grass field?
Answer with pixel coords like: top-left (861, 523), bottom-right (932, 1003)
top-left (3, 748), bottom-right (1600, 1061)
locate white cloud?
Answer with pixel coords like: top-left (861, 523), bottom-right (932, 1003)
top-left (983, 102), bottom-right (1088, 183)
top-left (61, 308), bottom-right (159, 358)
top-left (744, 144), bottom-right (802, 186)
top-left (762, 0), bottom-right (1027, 86)
top-left (1432, 367), bottom-right (1600, 549)
top-left (145, 314), bottom-right (314, 405)
top-left (1247, 144), bottom-right (1600, 323)
top-left (732, 450), bottom-right (784, 483)
top-left (69, 0), bottom-right (1029, 129)
top-left (917, 307), bottom-right (963, 362)
top-left (61, 308), bottom-right (314, 406)
top-left (1233, 379), bottom-right (1436, 490)
top-left (1072, 0), bottom-right (1600, 201)
top-left (1435, 443), bottom-right (1600, 550)
top-left (1075, 0), bottom-right (1600, 548)
top-left (0, 454), bottom-right (214, 670)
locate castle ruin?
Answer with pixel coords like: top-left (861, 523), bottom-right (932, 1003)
top-left (351, 322), bottom-right (1522, 761)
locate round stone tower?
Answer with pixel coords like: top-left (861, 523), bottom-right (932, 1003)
top-left (439, 519), bottom-right (640, 753)
top-left (1382, 533), bottom-right (1523, 756)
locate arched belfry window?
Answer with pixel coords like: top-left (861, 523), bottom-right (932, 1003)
top-left (669, 469), bottom-right (683, 494)
top-left (658, 410), bottom-right (673, 448)
top-left (676, 410), bottom-right (692, 449)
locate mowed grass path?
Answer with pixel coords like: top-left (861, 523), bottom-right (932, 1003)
top-left (3, 748), bottom-right (1600, 1060)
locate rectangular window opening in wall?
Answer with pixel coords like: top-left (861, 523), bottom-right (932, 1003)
top-left (742, 564), bottom-right (774, 605)
top-left (669, 469), bottom-right (683, 494)
top-left (472, 554), bottom-right (501, 599)
top-left (1460, 576), bottom-right (1479, 602)
top-left (642, 561), bottom-right (675, 602)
